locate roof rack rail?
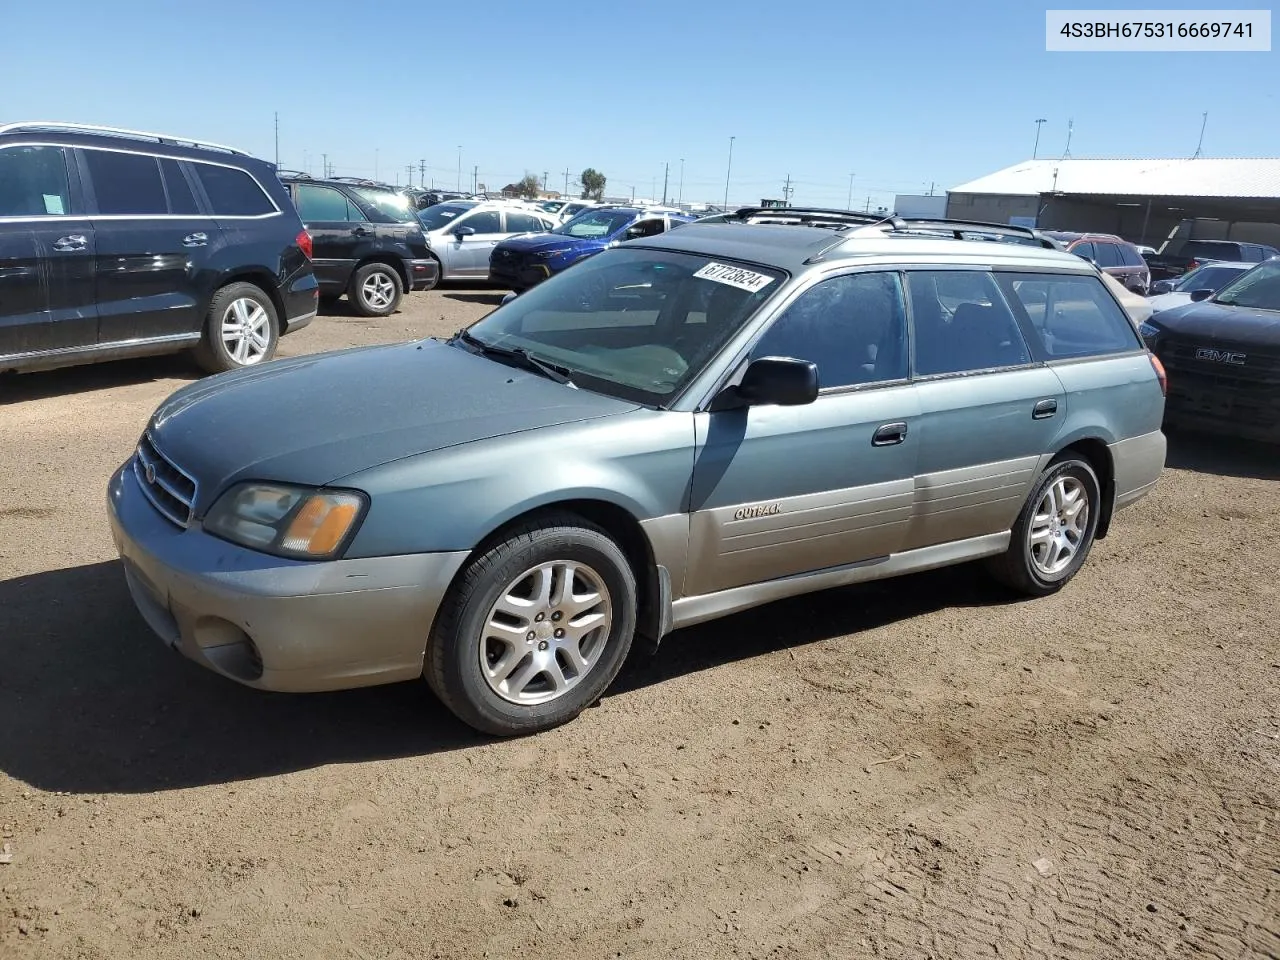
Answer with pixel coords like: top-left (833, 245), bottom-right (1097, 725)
top-left (0, 121), bottom-right (250, 156)
top-left (722, 206), bottom-right (900, 229)
top-left (889, 217), bottom-right (1056, 247)
top-left (275, 169), bottom-right (312, 180)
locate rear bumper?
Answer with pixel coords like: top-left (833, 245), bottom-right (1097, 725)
top-left (107, 462), bottom-right (470, 693)
top-left (281, 269), bottom-right (320, 333)
top-left (408, 257), bottom-right (440, 290)
top-left (1109, 429), bottom-right (1167, 510)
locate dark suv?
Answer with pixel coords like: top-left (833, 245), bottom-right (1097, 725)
top-left (1041, 231), bottom-right (1151, 294)
top-left (0, 121), bottom-right (318, 375)
top-left (278, 173), bottom-right (438, 315)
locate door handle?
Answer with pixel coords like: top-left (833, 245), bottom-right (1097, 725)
top-left (53, 235), bottom-right (87, 252)
top-left (871, 422), bottom-right (908, 446)
top-left (352, 227), bottom-right (374, 237)
top-left (182, 232), bottom-right (208, 247)
top-left (1033, 398), bottom-right (1058, 419)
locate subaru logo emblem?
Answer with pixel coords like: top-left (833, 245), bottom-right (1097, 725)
top-left (144, 462), bottom-right (157, 485)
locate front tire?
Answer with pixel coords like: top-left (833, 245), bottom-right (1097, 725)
top-left (348, 263), bottom-right (403, 317)
top-left (425, 513), bottom-right (637, 736)
top-left (986, 455), bottom-right (1101, 596)
top-left (193, 282), bottom-right (279, 374)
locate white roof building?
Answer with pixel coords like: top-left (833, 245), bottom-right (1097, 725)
top-left (951, 158), bottom-right (1280, 200)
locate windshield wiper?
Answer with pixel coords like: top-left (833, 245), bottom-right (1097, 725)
top-left (453, 330), bottom-right (576, 386)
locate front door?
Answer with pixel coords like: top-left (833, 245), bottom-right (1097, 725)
top-left (450, 209), bottom-right (506, 276)
top-left (902, 269), bottom-right (1065, 551)
top-left (685, 270), bottom-right (920, 597)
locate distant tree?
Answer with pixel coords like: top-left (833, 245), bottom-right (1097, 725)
top-left (580, 168), bottom-right (606, 200)
top-left (515, 173), bottom-right (541, 199)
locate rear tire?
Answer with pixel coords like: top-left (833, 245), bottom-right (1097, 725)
top-left (348, 263), bottom-right (403, 317)
top-left (192, 282), bottom-right (279, 374)
top-left (986, 454), bottom-right (1101, 597)
top-left (425, 513), bottom-right (637, 737)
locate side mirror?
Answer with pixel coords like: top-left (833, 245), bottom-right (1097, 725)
top-left (720, 357), bottom-right (819, 409)
top-left (453, 225), bottom-right (476, 239)
top-left (500, 291), bottom-right (518, 306)
top-left (1189, 288), bottom-right (1214, 302)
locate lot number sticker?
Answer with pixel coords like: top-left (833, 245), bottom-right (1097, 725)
top-left (694, 262), bottom-right (774, 293)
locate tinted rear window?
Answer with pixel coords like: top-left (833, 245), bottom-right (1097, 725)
top-left (194, 163), bottom-right (275, 216)
top-left (84, 149), bottom-right (167, 215)
top-left (998, 272), bottom-right (1141, 359)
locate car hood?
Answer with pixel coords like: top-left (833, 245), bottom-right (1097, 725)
top-left (1151, 300), bottom-right (1280, 347)
top-left (496, 232), bottom-right (600, 253)
top-left (146, 340), bottom-right (638, 513)
top-left (1147, 291), bottom-right (1192, 314)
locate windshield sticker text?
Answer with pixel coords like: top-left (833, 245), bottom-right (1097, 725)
top-left (694, 262), bottom-right (775, 293)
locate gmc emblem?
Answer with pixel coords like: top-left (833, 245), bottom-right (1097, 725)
top-left (1195, 347), bottom-right (1246, 365)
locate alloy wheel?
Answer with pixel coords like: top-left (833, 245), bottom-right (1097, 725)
top-left (361, 271), bottom-right (397, 310)
top-left (220, 298), bottom-right (271, 365)
top-left (1028, 476), bottom-right (1090, 576)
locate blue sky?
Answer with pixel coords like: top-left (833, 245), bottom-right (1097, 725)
top-left (2, 1), bottom-right (1275, 209)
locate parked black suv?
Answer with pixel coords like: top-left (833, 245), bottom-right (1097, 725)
top-left (0, 121), bottom-right (318, 375)
top-left (277, 173), bottom-right (439, 314)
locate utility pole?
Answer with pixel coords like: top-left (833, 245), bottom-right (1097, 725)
top-left (662, 162), bottom-right (669, 205)
top-left (473, 165), bottom-right (478, 194)
top-left (419, 159), bottom-right (426, 185)
top-left (563, 167), bottom-right (571, 197)
top-left (273, 112), bottom-right (279, 168)
top-left (678, 159), bottom-right (685, 205)
top-left (782, 173), bottom-right (793, 206)
top-left (1033, 118), bottom-right (1047, 159)
top-left (406, 164), bottom-right (414, 188)
top-left (456, 146), bottom-right (462, 191)
top-left (630, 185), bottom-right (635, 202)
top-left (865, 195), bottom-right (871, 213)
top-left (542, 170), bottom-right (549, 191)
top-left (1192, 111), bottom-right (1208, 158)
top-left (321, 153), bottom-right (328, 178)
top-left (723, 135), bottom-right (735, 210)
top-left (1062, 118), bottom-right (1074, 159)
top-left (846, 173), bottom-right (855, 210)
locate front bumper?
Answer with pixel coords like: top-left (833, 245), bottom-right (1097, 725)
top-left (408, 257), bottom-right (441, 291)
top-left (489, 258), bottom-right (552, 291)
top-left (107, 463), bottom-right (469, 692)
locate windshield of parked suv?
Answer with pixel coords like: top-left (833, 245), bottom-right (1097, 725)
top-left (552, 209), bottom-right (635, 239)
top-left (1174, 263), bottom-right (1247, 293)
top-left (1212, 259), bottom-right (1280, 310)
top-left (352, 187), bottom-right (417, 222)
top-left (417, 202), bottom-right (476, 231)
top-left (456, 249), bottom-right (784, 404)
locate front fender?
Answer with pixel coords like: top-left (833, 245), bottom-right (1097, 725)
top-left (339, 409), bottom-right (696, 558)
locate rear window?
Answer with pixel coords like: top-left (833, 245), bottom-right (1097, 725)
top-left (194, 163), bottom-right (275, 216)
top-left (998, 272), bottom-right (1141, 359)
top-left (1118, 244), bottom-right (1145, 267)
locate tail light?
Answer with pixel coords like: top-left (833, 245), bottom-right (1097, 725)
top-left (1185, 259), bottom-right (1198, 272)
top-left (1148, 352), bottom-right (1167, 396)
top-left (296, 229), bottom-right (313, 259)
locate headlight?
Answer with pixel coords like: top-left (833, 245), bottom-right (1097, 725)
top-left (1138, 320), bottom-right (1160, 339)
top-left (204, 482), bottom-right (366, 560)
top-left (532, 248), bottom-right (572, 259)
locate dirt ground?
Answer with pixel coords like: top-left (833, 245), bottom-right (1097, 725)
top-left (1, 286), bottom-right (1277, 960)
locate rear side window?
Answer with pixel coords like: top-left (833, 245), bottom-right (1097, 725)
top-left (998, 272), bottom-right (1140, 359)
top-left (84, 149), bottom-right (167, 215)
top-left (1094, 242), bottom-right (1122, 268)
top-left (160, 159), bottom-right (199, 215)
top-left (1070, 241), bottom-right (1096, 262)
top-left (293, 184), bottom-right (356, 222)
top-left (0, 145), bottom-right (72, 216)
top-left (907, 271), bottom-right (1030, 376)
top-left (505, 211), bottom-right (546, 233)
top-left (194, 163), bottom-right (275, 216)
top-left (1118, 244), bottom-right (1144, 267)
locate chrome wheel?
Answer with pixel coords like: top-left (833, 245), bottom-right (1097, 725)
top-left (1028, 476), bottom-right (1090, 576)
top-left (220, 297), bottom-right (271, 365)
top-left (360, 271), bottom-right (397, 310)
top-left (480, 560), bottom-right (613, 706)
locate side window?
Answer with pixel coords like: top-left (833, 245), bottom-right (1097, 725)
top-left (1244, 245), bottom-right (1263, 262)
top-left (627, 218), bottom-right (667, 239)
top-left (907, 271), bottom-right (1030, 376)
top-left (194, 164), bottom-right (275, 216)
top-left (1094, 242), bottom-right (1122, 268)
top-left (462, 210), bottom-right (503, 234)
top-left (293, 184), bottom-right (351, 222)
top-left (1118, 244), bottom-right (1143, 267)
top-left (0, 145), bottom-right (72, 216)
top-left (750, 272), bottom-right (908, 389)
top-left (84, 149), bottom-right (167, 215)
top-left (345, 197), bottom-right (368, 222)
top-left (1070, 241), bottom-right (1096, 262)
top-left (999, 272), bottom-right (1140, 359)
top-left (160, 159), bottom-right (199, 215)
top-left (505, 212), bottom-right (545, 233)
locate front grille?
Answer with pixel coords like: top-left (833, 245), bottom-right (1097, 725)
top-left (1157, 337), bottom-right (1280, 430)
top-left (133, 433), bottom-right (198, 528)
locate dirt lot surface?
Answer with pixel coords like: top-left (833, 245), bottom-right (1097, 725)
top-left (2, 287), bottom-right (1277, 960)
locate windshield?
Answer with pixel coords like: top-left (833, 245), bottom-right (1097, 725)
top-left (552, 209), bottom-right (636, 239)
top-left (1213, 259), bottom-right (1280, 310)
top-left (352, 187), bottom-right (417, 222)
top-left (417, 202), bottom-right (476, 231)
top-left (456, 248), bottom-right (784, 404)
top-left (1174, 264), bottom-right (1247, 293)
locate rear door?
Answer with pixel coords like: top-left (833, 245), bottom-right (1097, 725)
top-left (80, 147), bottom-right (212, 343)
top-left (289, 183), bottom-right (365, 293)
top-left (0, 144), bottom-right (96, 355)
top-left (903, 269), bottom-right (1065, 552)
